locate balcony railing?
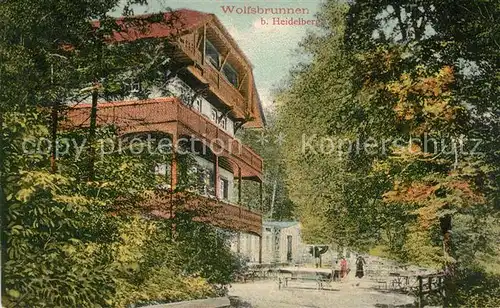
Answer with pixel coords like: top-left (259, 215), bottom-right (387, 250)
top-left (65, 98), bottom-right (263, 178)
top-left (65, 99), bottom-right (264, 236)
top-left (176, 100), bottom-right (263, 175)
top-left (210, 197), bottom-right (262, 236)
top-left (149, 192), bottom-right (262, 236)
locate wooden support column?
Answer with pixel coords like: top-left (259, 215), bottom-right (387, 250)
top-left (237, 167), bottom-right (242, 253)
top-left (170, 134), bottom-right (178, 225)
top-left (247, 73), bottom-right (253, 111)
top-left (238, 168), bottom-right (242, 204)
top-left (259, 180), bottom-right (263, 213)
top-left (214, 155), bottom-right (219, 199)
top-left (170, 134), bottom-right (178, 190)
top-left (202, 24), bottom-right (206, 65)
top-left (237, 232), bottom-right (241, 254)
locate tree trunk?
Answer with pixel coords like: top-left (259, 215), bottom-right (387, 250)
top-left (0, 111), bottom-right (8, 296)
top-left (270, 179), bottom-right (277, 219)
top-left (50, 102), bottom-right (58, 173)
top-left (87, 89), bottom-right (98, 181)
top-left (441, 214), bottom-right (455, 306)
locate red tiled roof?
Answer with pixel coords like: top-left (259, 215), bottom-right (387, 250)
top-left (93, 9), bottom-right (211, 42)
top-left (86, 9), bottom-right (265, 129)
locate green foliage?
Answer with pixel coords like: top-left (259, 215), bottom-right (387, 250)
top-left (276, 1), bottom-right (384, 248)
top-left (1, 1), bottom-right (243, 306)
top-left (276, 0), bottom-right (500, 302)
top-left (2, 110), bottom-right (239, 307)
top-left (110, 216), bottom-right (234, 308)
top-left (237, 113), bottom-right (295, 220)
top-left (450, 268), bottom-right (500, 308)
top-left (2, 111), bottom-right (116, 307)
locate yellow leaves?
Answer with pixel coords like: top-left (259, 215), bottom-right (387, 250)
top-left (423, 97), bottom-right (450, 117)
top-left (389, 142), bottom-right (433, 163)
top-left (385, 178), bottom-right (484, 207)
top-left (386, 65), bottom-right (459, 134)
top-left (62, 244), bottom-right (77, 255)
top-left (15, 187), bottom-right (36, 203)
top-left (52, 194), bottom-right (92, 209)
top-left (119, 162), bottom-right (130, 171)
top-left (7, 289), bottom-right (21, 298)
top-left (371, 159), bottom-right (391, 175)
top-left (412, 200), bottom-right (447, 229)
top-left (404, 225), bottom-right (443, 268)
top-left (15, 171), bottom-right (70, 202)
top-left (113, 216), bottom-right (158, 267)
top-left (438, 65), bottom-right (455, 84)
top-left (447, 180), bottom-right (486, 205)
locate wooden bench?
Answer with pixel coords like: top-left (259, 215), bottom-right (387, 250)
top-left (142, 297), bottom-right (230, 308)
top-left (278, 271), bottom-right (333, 290)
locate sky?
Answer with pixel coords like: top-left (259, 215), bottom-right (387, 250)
top-left (118, 0), bottom-right (324, 110)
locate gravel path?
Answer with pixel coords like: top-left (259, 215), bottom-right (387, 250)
top-left (228, 278), bottom-right (416, 308)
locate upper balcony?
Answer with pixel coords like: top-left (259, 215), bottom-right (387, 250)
top-left (177, 37), bottom-right (247, 117)
top-left (100, 9), bottom-right (265, 128)
top-left (65, 98), bottom-right (263, 180)
top-left (173, 19), bottom-right (262, 125)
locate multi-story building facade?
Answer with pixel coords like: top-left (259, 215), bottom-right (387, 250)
top-left (66, 9), bottom-right (266, 261)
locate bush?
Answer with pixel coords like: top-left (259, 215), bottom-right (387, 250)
top-left (111, 215), bottom-right (239, 307)
top-left (115, 267), bottom-right (215, 308)
top-left (450, 268), bottom-right (500, 308)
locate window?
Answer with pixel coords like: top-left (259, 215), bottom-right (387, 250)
top-left (219, 177), bottom-right (229, 200)
top-left (193, 97), bottom-right (202, 112)
top-left (222, 64), bottom-right (238, 88)
top-left (219, 117), bottom-right (227, 130)
top-left (211, 108), bottom-right (218, 123)
top-left (205, 40), bottom-right (220, 69)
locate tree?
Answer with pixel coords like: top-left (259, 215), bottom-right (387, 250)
top-left (237, 111), bottom-right (295, 220)
top-left (1, 0), bottom-right (175, 297)
top-left (0, 1), bottom-right (241, 306)
top-left (277, 0), bottom-right (499, 304)
top-left (277, 2), bottom-right (383, 248)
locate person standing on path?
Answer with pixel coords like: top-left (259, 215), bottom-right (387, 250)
top-left (355, 254), bottom-right (366, 278)
top-left (340, 257), bottom-right (348, 279)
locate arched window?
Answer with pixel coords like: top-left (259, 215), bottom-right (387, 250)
top-left (219, 117), bottom-right (227, 130)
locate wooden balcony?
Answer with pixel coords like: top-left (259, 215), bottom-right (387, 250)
top-left (65, 97), bottom-right (263, 179)
top-left (65, 99), bottom-right (263, 235)
top-left (198, 196), bottom-right (262, 237)
top-left (146, 192), bottom-right (262, 236)
top-left (177, 35), bottom-right (248, 119)
top-left (176, 100), bottom-right (263, 176)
